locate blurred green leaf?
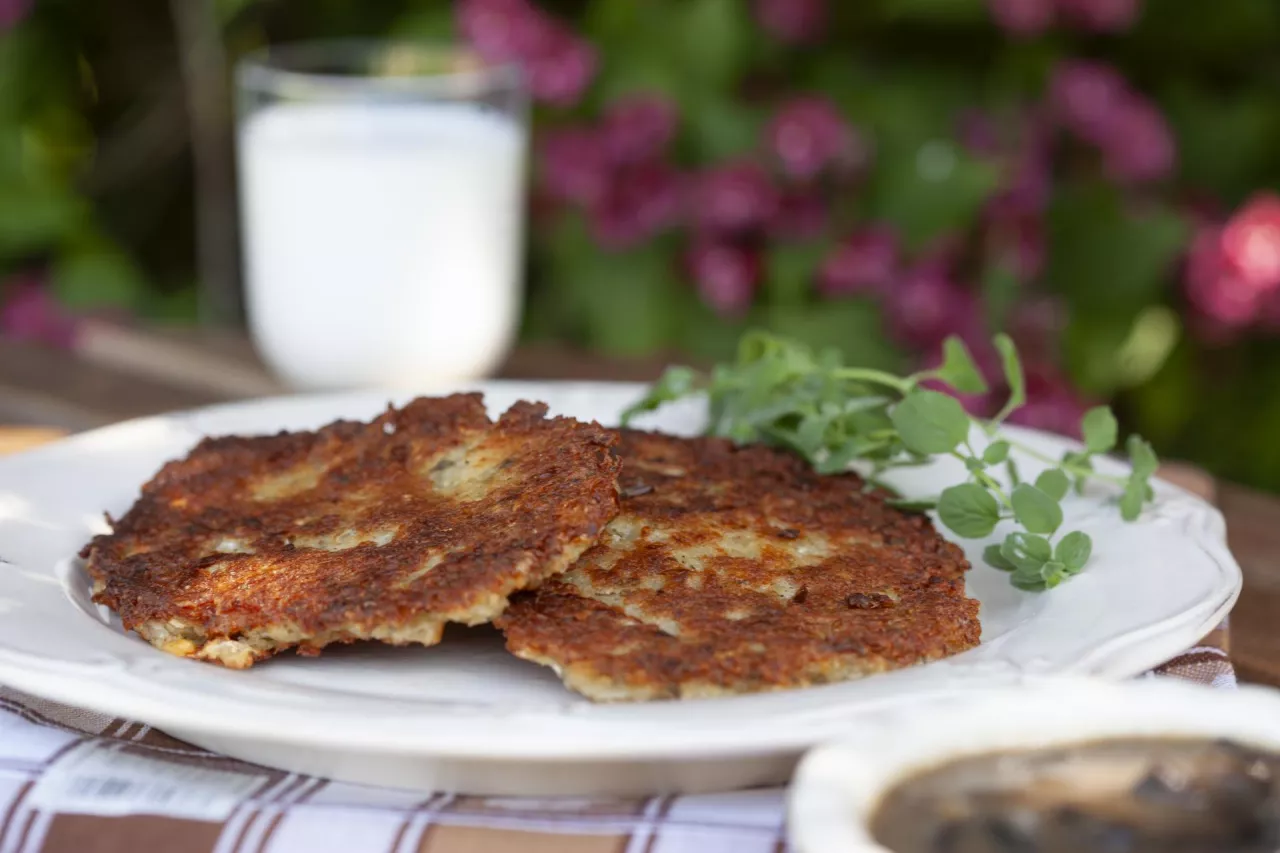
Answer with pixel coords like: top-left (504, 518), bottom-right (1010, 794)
top-left (866, 140), bottom-right (1000, 249)
top-left (52, 247), bottom-right (145, 310)
top-left (1162, 86), bottom-right (1280, 202)
top-left (564, 240), bottom-right (683, 356)
top-left (982, 262), bottom-right (1021, 331)
top-left (764, 300), bottom-right (904, 372)
top-left (0, 181), bottom-right (82, 255)
top-left (881, 0), bottom-right (986, 22)
top-left (682, 98), bottom-right (764, 161)
top-left (762, 243), bottom-right (824, 307)
top-left (1045, 186), bottom-right (1190, 317)
top-left (678, 0), bottom-right (750, 92)
top-left (389, 5), bottom-right (457, 39)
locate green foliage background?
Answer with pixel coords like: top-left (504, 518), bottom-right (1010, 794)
top-left (3, 0), bottom-right (1280, 488)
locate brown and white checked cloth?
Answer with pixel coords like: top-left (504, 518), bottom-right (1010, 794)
top-left (0, 435), bottom-right (1237, 853)
top-left (0, 632), bottom-right (1236, 853)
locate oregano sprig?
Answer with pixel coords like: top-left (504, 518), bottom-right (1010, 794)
top-left (621, 330), bottom-right (1161, 591)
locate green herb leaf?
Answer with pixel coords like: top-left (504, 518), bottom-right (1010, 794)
top-left (1119, 476), bottom-right (1147, 521)
top-left (964, 456), bottom-right (987, 474)
top-left (621, 366), bottom-right (700, 425)
top-left (1011, 484), bottom-right (1064, 535)
top-left (983, 440), bottom-right (1010, 464)
top-left (984, 543), bottom-right (1017, 572)
top-left (992, 333), bottom-right (1026, 421)
top-left (1006, 457), bottom-right (1022, 486)
top-left (1055, 531), bottom-right (1093, 572)
top-left (1039, 560), bottom-right (1070, 589)
top-left (1001, 531), bottom-right (1052, 573)
top-left (890, 389), bottom-right (971, 455)
top-left (1081, 407), bottom-right (1119, 454)
top-left (933, 336), bottom-right (989, 394)
top-left (1127, 434), bottom-right (1159, 479)
top-left (1034, 469), bottom-right (1070, 502)
top-left (937, 482), bottom-right (1001, 538)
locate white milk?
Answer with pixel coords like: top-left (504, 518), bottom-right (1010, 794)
top-left (238, 102), bottom-right (526, 390)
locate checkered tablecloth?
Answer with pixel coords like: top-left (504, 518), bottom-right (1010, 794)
top-left (0, 622), bottom-right (1234, 853)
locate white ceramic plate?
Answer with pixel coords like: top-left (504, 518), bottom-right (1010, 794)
top-left (789, 677), bottom-right (1280, 852)
top-left (0, 382), bottom-right (1241, 795)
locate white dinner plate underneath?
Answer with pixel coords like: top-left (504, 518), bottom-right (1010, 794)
top-left (0, 382), bottom-right (1241, 795)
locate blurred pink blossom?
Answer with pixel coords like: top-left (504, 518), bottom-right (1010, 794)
top-left (770, 190), bottom-right (828, 241)
top-left (458, 0), bottom-right (596, 106)
top-left (753, 0), bottom-right (826, 43)
top-left (1048, 60), bottom-right (1131, 146)
top-left (0, 0), bottom-right (31, 30)
top-left (690, 161), bottom-right (779, 234)
top-left (1100, 95), bottom-right (1176, 183)
top-left (539, 127), bottom-right (609, 205)
top-left (689, 240), bottom-right (759, 317)
top-left (987, 0), bottom-right (1055, 37)
top-left (885, 263), bottom-right (975, 348)
top-left (458, 0), bottom-right (553, 61)
top-left (601, 95), bottom-right (678, 165)
top-left (956, 110), bottom-right (1005, 159)
top-left (524, 32), bottom-right (597, 107)
top-left (1184, 225), bottom-right (1264, 328)
top-left (766, 97), bottom-right (856, 181)
top-left (1056, 0), bottom-right (1141, 32)
top-left (591, 163), bottom-right (684, 249)
top-left (0, 278), bottom-right (79, 348)
top-left (1221, 193), bottom-right (1280, 292)
top-left (819, 225), bottom-right (900, 297)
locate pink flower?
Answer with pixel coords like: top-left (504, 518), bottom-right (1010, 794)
top-left (1183, 225), bottom-right (1263, 328)
top-left (753, 0), bottom-right (826, 43)
top-left (987, 0), bottom-right (1055, 36)
top-left (539, 127), bottom-right (609, 206)
top-left (690, 161), bottom-right (779, 234)
top-left (0, 277), bottom-right (79, 348)
top-left (458, 0), bottom-right (596, 107)
top-left (0, 0), bottom-right (31, 30)
top-left (770, 190), bottom-right (829, 241)
top-left (885, 263), bottom-right (975, 348)
top-left (1048, 59), bottom-right (1131, 146)
top-left (688, 240), bottom-right (759, 317)
top-left (1221, 193), bottom-right (1280, 292)
top-left (1100, 95), bottom-right (1176, 184)
top-left (457, 0), bottom-right (555, 63)
top-left (591, 163), bottom-right (684, 249)
top-left (766, 97), bottom-right (857, 181)
top-left (819, 225), bottom-right (900, 297)
top-left (956, 110), bottom-right (1004, 159)
top-left (524, 32), bottom-right (597, 107)
top-left (601, 95), bottom-right (678, 165)
top-left (986, 214), bottom-right (1045, 282)
top-left (1056, 0), bottom-right (1141, 32)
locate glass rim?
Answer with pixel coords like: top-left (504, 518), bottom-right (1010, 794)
top-left (236, 39), bottom-right (523, 100)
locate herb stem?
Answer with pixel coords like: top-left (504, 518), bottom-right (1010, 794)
top-left (999, 438), bottom-right (1129, 485)
top-left (831, 368), bottom-right (911, 393)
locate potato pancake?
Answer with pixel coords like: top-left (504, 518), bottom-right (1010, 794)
top-left (497, 430), bottom-right (980, 701)
top-left (84, 394), bottom-right (620, 668)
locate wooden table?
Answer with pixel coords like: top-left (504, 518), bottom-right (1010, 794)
top-left (2, 326), bottom-right (1279, 686)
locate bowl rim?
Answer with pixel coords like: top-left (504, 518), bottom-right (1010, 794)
top-left (788, 676), bottom-right (1280, 853)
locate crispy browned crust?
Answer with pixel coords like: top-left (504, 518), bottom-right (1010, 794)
top-left (496, 430), bottom-right (981, 701)
top-left (83, 394), bottom-right (620, 667)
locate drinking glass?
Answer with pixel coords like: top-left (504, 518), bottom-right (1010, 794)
top-left (236, 41), bottom-right (527, 390)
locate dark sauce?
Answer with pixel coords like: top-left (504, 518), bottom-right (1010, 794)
top-left (871, 738), bottom-right (1280, 853)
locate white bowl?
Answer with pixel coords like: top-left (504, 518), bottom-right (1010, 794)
top-left (788, 677), bottom-right (1280, 853)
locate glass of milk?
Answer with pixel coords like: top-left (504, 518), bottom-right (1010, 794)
top-left (236, 41), bottom-right (527, 390)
